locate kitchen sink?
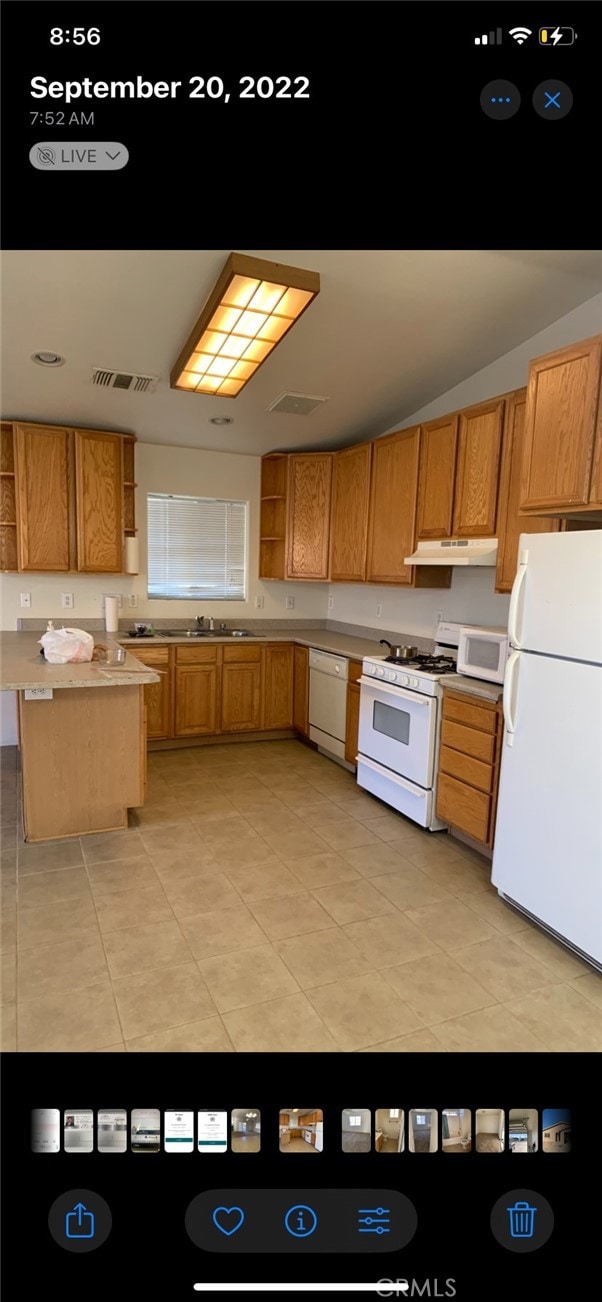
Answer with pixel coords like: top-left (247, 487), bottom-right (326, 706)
top-left (161, 629), bottom-right (261, 638)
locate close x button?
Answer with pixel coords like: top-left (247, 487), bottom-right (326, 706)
top-left (185, 1189), bottom-right (417, 1253)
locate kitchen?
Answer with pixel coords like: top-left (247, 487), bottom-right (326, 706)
top-left (1, 250), bottom-right (601, 1054)
top-left (279, 1109), bottom-right (323, 1153)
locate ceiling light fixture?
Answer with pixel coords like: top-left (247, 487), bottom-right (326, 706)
top-left (31, 351), bottom-right (66, 367)
top-left (170, 253), bottom-right (320, 398)
top-left (209, 415), bottom-right (234, 426)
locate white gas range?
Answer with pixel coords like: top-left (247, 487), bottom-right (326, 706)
top-left (357, 621), bottom-right (463, 831)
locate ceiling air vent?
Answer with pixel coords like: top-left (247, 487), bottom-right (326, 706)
top-left (267, 392), bottom-right (329, 416)
top-left (91, 368), bottom-right (159, 393)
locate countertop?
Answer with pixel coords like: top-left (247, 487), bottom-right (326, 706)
top-left (118, 627), bottom-right (388, 660)
top-left (441, 674), bottom-right (504, 704)
top-left (0, 633), bottom-right (160, 691)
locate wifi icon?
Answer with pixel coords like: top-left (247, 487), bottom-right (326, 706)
top-left (509, 26), bottom-right (533, 44)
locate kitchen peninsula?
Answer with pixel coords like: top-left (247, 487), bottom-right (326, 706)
top-left (0, 633), bottom-right (159, 841)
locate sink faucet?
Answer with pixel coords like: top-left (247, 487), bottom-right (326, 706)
top-left (195, 615), bottom-right (205, 630)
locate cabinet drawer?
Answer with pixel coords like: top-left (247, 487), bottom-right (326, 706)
top-left (222, 643), bottom-right (261, 662)
top-left (348, 659), bottom-right (363, 684)
top-left (440, 718), bottom-right (496, 763)
top-left (439, 745), bottom-right (494, 794)
top-left (175, 644), bottom-right (218, 664)
top-left (442, 694), bottom-right (498, 733)
top-left (129, 646), bottom-right (169, 667)
top-left (436, 772), bottom-right (491, 844)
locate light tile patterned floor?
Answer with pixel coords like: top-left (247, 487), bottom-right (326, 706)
top-left (1, 739), bottom-right (601, 1052)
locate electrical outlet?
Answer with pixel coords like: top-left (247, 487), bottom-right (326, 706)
top-left (255, 595), bottom-right (265, 610)
top-left (328, 596), bottom-right (335, 611)
top-left (376, 603), bottom-right (383, 617)
top-left (19, 592), bottom-right (31, 609)
top-left (285, 596), bottom-right (295, 610)
top-left (128, 594), bottom-right (139, 609)
top-left (61, 593), bottom-right (74, 610)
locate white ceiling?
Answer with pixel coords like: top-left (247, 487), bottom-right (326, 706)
top-left (2, 249), bottom-right (601, 456)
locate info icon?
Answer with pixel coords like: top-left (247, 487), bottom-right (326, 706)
top-left (480, 80), bottom-right (521, 120)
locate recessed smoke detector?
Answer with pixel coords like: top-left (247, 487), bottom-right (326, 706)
top-left (267, 392), bottom-right (329, 416)
top-left (32, 351), bottom-right (66, 367)
top-left (210, 416), bottom-right (234, 426)
top-left (90, 367), bottom-right (158, 393)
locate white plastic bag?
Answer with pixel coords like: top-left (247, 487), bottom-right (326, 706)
top-left (39, 627), bottom-right (95, 664)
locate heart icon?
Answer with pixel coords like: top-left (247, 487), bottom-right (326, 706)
top-left (212, 1205), bottom-right (245, 1237)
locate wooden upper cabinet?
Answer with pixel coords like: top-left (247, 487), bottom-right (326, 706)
top-left (293, 644), bottom-right (309, 735)
top-left (520, 335), bottom-right (602, 512)
top-left (286, 453), bottom-right (333, 580)
top-left (366, 426), bottom-right (420, 584)
top-left (495, 389), bottom-right (559, 594)
top-left (452, 398), bottom-right (505, 537)
top-left (263, 644), bottom-right (294, 729)
top-left (14, 424), bottom-right (71, 571)
top-left (415, 415), bottom-right (458, 539)
top-left (75, 429), bottom-right (123, 572)
top-left (329, 442), bottom-right (371, 581)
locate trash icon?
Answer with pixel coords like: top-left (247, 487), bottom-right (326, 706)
top-left (507, 1200), bottom-right (537, 1238)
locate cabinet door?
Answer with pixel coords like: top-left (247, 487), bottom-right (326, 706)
top-left (133, 652), bottom-right (171, 740)
top-left (329, 442), bottom-right (371, 581)
top-left (14, 424), bottom-right (71, 571)
top-left (415, 415), bottom-right (458, 539)
top-left (221, 663), bottom-right (261, 732)
top-left (520, 335), bottom-right (602, 511)
top-left (263, 644), bottom-right (294, 729)
top-left (366, 426), bottom-right (420, 584)
top-left (175, 665), bottom-right (218, 736)
top-left (286, 454), bottom-right (333, 579)
top-left (452, 399), bottom-right (504, 537)
top-left (345, 682), bottom-right (361, 766)
top-left (75, 429), bottom-right (123, 572)
top-left (293, 644), bottom-right (309, 735)
top-left (495, 390), bottom-right (559, 594)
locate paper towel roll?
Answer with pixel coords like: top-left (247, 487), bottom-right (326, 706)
top-left (104, 596), bottom-right (119, 634)
top-left (125, 535), bottom-right (139, 574)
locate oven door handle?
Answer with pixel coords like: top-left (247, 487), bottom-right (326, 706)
top-left (358, 754), bottom-right (428, 798)
top-left (359, 675), bottom-right (432, 705)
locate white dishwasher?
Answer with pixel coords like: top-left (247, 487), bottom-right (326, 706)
top-left (308, 649), bottom-right (349, 763)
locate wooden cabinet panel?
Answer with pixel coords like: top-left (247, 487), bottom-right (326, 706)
top-left (439, 745), bottom-right (494, 795)
top-left (440, 718), bottom-right (495, 764)
top-left (175, 644), bottom-right (218, 664)
top-left (75, 429), bottom-right (123, 572)
top-left (263, 644), bottom-right (294, 729)
top-left (452, 399), bottom-right (504, 537)
top-left (329, 442), bottom-right (371, 581)
top-left (345, 681), bottom-right (361, 766)
top-left (175, 664), bottom-right (218, 736)
top-left (366, 426), bottom-right (420, 584)
top-left (14, 424), bottom-right (71, 571)
top-left (221, 662), bottom-right (261, 732)
top-left (134, 649), bottom-right (171, 740)
top-left (415, 415), bottom-right (458, 539)
top-left (222, 643), bottom-right (261, 662)
top-left (436, 772), bottom-right (491, 844)
top-left (293, 644), bottom-right (309, 735)
top-left (443, 694), bottom-right (497, 733)
top-left (286, 454), bottom-right (333, 580)
top-left (348, 659), bottom-right (363, 684)
top-left (520, 335), bottom-right (602, 511)
top-left (495, 389), bottom-right (559, 593)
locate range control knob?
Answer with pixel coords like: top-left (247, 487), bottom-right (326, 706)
top-left (376, 666), bottom-right (385, 677)
top-left (400, 674), bottom-right (409, 686)
top-left (386, 669), bottom-right (397, 681)
top-left (410, 676), bottom-right (419, 688)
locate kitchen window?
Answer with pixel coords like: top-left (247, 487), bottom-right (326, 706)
top-left (147, 493), bottom-right (247, 600)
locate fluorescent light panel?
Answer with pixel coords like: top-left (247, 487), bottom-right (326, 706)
top-left (171, 253), bottom-right (320, 397)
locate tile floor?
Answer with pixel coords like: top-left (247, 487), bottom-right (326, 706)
top-left (1, 738), bottom-right (601, 1052)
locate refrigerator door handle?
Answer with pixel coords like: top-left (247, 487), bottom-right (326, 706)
top-left (508, 554), bottom-right (528, 648)
top-left (503, 651), bottom-right (521, 746)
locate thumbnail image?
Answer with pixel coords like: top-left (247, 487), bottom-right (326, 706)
top-left (97, 1108), bottom-right (127, 1153)
top-left (542, 1108), bottom-right (572, 1152)
top-left (231, 1108), bottom-right (261, 1154)
top-left (31, 1108), bottom-right (60, 1154)
top-left (164, 1111), bottom-right (194, 1153)
top-left (341, 1108), bottom-right (371, 1154)
top-left (375, 1109), bottom-right (404, 1153)
top-left (130, 1108), bottom-right (160, 1153)
top-left (280, 1108), bottom-right (323, 1153)
top-left (442, 1108), bottom-right (472, 1152)
top-left (197, 1110), bottom-right (227, 1153)
top-left (508, 1109), bottom-right (539, 1153)
top-left (64, 1109), bottom-right (93, 1153)
top-left (408, 1109), bottom-right (438, 1153)
top-left (475, 1108), bottom-right (505, 1153)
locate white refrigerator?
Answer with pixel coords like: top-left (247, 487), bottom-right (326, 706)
top-left (492, 530), bottom-right (602, 970)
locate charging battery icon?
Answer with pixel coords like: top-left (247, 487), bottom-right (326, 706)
top-left (539, 27), bottom-right (576, 45)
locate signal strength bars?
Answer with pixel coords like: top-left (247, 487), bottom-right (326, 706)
top-left (475, 29), bottom-right (502, 45)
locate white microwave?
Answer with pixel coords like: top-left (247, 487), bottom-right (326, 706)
top-left (457, 625), bottom-right (510, 684)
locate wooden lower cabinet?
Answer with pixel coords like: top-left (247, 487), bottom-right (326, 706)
top-left (263, 643), bottom-right (294, 728)
top-left (133, 647), bottom-right (171, 739)
top-left (221, 655), bottom-right (262, 732)
top-left (293, 644), bottom-right (309, 735)
top-left (436, 690), bottom-right (502, 848)
top-left (345, 660), bottom-right (363, 766)
top-left (175, 664), bottom-right (219, 736)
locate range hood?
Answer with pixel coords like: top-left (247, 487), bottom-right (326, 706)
top-left (405, 538), bottom-right (498, 566)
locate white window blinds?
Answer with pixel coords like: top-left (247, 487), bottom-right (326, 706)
top-left (147, 493), bottom-right (247, 600)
